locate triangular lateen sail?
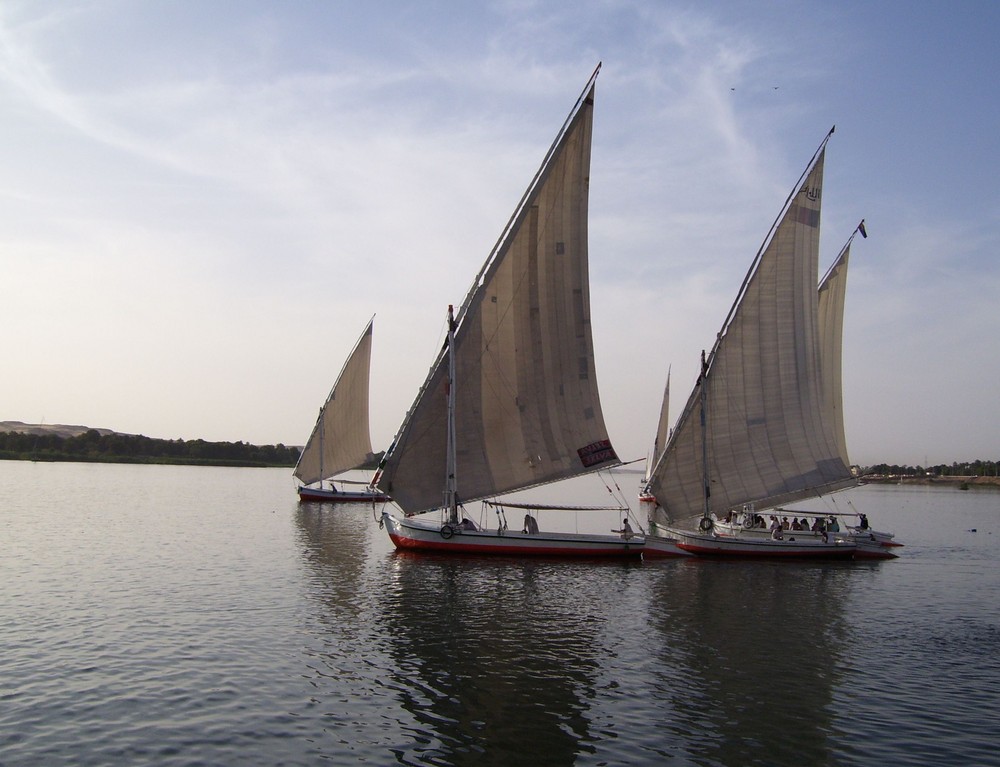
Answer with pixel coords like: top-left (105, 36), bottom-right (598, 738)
top-left (647, 131), bottom-right (854, 524)
top-left (293, 318), bottom-right (376, 486)
top-left (377, 69), bottom-right (619, 515)
top-left (645, 367), bottom-right (670, 482)
top-left (818, 238), bottom-right (853, 470)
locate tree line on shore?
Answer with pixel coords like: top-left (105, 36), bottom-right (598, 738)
top-left (0, 429), bottom-right (300, 467)
top-left (863, 460), bottom-right (1000, 478)
top-left (1, 427), bottom-right (995, 475)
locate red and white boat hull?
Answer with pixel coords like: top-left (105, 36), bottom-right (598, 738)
top-left (298, 486), bottom-right (390, 503)
top-left (382, 512), bottom-right (644, 558)
top-left (642, 533), bottom-right (694, 558)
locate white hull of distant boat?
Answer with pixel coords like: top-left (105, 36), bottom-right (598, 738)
top-left (297, 485), bottom-right (390, 503)
top-left (382, 512), bottom-right (644, 558)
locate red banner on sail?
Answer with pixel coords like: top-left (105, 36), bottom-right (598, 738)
top-left (578, 440), bottom-right (618, 468)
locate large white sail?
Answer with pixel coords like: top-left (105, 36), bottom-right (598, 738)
top-left (647, 134), bottom-right (853, 524)
top-left (818, 239), bottom-right (853, 470)
top-left (377, 70), bottom-right (619, 515)
top-left (293, 318), bottom-right (376, 486)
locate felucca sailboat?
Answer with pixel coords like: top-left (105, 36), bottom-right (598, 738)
top-left (294, 318), bottom-right (390, 503)
top-left (641, 129), bottom-right (897, 559)
top-left (375, 65), bottom-right (642, 557)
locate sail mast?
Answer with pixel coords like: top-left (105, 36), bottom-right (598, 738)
top-left (444, 305), bottom-right (458, 522)
top-left (318, 419), bottom-right (324, 487)
top-left (698, 351), bottom-right (710, 518)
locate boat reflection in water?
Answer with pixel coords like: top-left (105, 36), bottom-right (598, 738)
top-left (377, 553), bottom-right (643, 765)
top-left (295, 495), bottom-right (871, 765)
top-left (294, 503), bottom-right (381, 630)
top-left (643, 559), bottom-right (856, 765)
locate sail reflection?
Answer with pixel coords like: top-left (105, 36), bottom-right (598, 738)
top-left (294, 503), bottom-right (382, 636)
top-left (294, 503), bottom-right (868, 765)
top-left (377, 553), bottom-right (641, 766)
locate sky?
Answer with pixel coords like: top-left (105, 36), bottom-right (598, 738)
top-left (1, 1), bottom-right (998, 468)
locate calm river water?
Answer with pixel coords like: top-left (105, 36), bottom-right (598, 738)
top-left (2, 461), bottom-right (998, 766)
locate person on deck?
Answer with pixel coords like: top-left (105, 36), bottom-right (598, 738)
top-left (622, 517), bottom-right (635, 539)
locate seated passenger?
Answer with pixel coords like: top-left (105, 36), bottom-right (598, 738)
top-left (791, 517), bottom-right (802, 531)
top-left (622, 517), bottom-right (635, 539)
top-left (460, 517), bottom-right (478, 531)
top-left (827, 516), bottom-right (840, 532)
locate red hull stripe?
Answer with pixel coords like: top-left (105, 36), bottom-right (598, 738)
top-left (387, 533), bottom-right (641, 558)
top-left (298, 490), bottom-right (389, 503)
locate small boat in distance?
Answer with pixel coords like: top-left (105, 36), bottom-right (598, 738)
top-left (294, 318), bottom-right (390, 504)
top-left (637, 368), bottom-right (691, 558)
top-left (641, 128), bottom-right (898, 560)
top-left (640, 367), bottom-right (670, 504)
top-left (297, 482), bottom-right (388, 504)
top-left (375, 65), bottom-right (642, 558)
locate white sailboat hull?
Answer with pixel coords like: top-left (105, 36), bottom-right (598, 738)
top-left (667, 527), bottom-right (858, 559)
top-left (711, 518), bottom-right (900, 556)
top-left (382, 512), bottom-right (644, 558)
top-left (642, 533), bottom-right (693, 558)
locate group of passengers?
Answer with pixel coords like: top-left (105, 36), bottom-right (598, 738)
top-left (765, 514), bottom-right (843, 540)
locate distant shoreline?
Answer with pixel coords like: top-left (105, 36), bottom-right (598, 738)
top-left (0, 421), bottom-right (299, 468)
top-left (863, 474), bottom-right (1000, 488)
top-left (0, 455), bottom-right (295, 468)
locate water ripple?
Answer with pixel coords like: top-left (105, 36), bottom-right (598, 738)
top-left (3, 465), bottom-right (999, 765)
